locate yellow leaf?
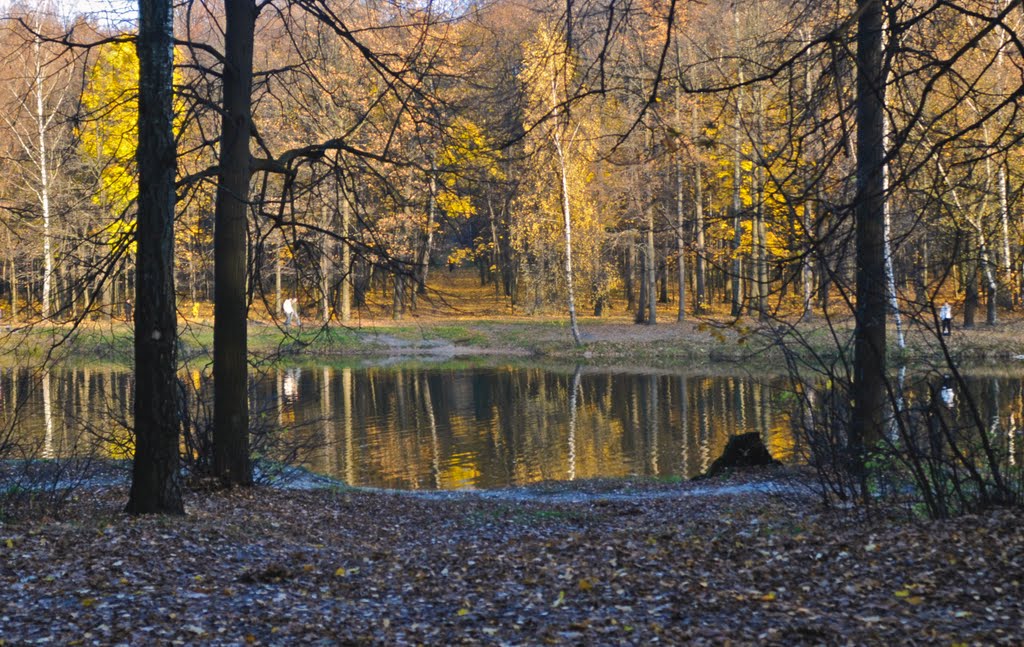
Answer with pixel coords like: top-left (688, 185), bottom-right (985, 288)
top-left (577, 578), bottom-right (593, 592)
top-left (334, 567), bottom-right (347, 577)
top-left (894, 590), bottom-right (910, 598)
top-left (906, 596), bottom-right (924, 606)
top-left (5, 539), bottom-right (12, 549)
top-left (457, 608), bottom-right (470, 616)
top-left (302, 564), bottom-right (315, 573)
top-left (760, 592), bottom-right (776, 602)
top-left (553, 590), bottom-right (566, 607)
top-left (81, 597), bottom-right (96, 607)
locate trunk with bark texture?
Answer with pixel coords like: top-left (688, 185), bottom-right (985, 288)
top-left (212, 0), bottom-right (256, 487)
top-left (851, 0), bottom-right (887, 492)
top-left (127, 0), bottom-right (183, 514)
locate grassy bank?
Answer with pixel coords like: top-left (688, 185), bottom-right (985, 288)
top-left (4, 310), bottom-right (1024, 370)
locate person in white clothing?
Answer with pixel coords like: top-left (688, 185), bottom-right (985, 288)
top-left (939, 302), bottom-right (952, 336)
top-left (282, 297), bottom-right (300, 327)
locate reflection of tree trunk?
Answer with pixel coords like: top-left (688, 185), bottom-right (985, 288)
top-left (568, 366), bottom-right (581, 480)
top-left (342, 368), bottom-right (354, 486)
top-left (647, 374), bottom-right (658, 475)
top-left (698, 379), bottom-right (710, 473)
top-left (678, 376), bottom-right (688, 477)
top-left (421, 374), bottom-right (440, 490)
top-left (42, 369), bottom-right (53, 459)
top-left (321, 368), bottom-right (334, 474)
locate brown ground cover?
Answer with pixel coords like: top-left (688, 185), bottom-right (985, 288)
top-left (1, 472), bottom-right (1021, 645)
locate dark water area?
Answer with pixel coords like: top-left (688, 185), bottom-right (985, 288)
top-left (2, 364), bottom-right (1022, 490)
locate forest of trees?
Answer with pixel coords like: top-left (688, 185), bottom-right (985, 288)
top-left (0, 0), bottom-right (1022, 511)
top-left (2, 0), bottom-right (1019, 331)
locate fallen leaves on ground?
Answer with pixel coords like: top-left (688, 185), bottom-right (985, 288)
top-left (0, 472), bottom-right (1021, 645)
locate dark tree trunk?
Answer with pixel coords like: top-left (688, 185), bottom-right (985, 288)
top-left (212, 0), bottom-right (257, 487)
top-left (127, 0), bottom-right (182, 514)
top-left (635, 250), bottom-right (648, 324)
top-left (964, 264), bottom-right (978, 328)
top-left (624, 242), bottom-right (635, 312)
top-left (851, 0), bottom-right (887, 494)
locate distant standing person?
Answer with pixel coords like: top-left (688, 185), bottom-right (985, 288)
top-left (125, 299), bottom-right (133, 322)
top-left (940, 301), bottom-right (952, 336)
top-left (282, 297), bottom-right (300, 327)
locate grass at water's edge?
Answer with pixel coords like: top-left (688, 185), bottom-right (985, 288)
top-left (3, 315), bottom-right (1024, 371)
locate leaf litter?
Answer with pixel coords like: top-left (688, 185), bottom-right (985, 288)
top-left (0, 470), bottom-right (1021, 645)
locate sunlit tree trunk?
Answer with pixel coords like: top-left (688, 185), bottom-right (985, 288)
top-left (675, 149), bottom-right (686, 322)
top-left (730, 94), bottom-right (744, 317)
top-left (340, 181), bottom-right (352, 322)
top-left (691, 102), bottom-right (707, 314)
top-left (645, 203), bottom-right (657, 325)
top-left (320, 204), bottom-right (330, 324)
top-left (127, 0), bottom-right (183, 514)
top-left (31, 35), bottom-right (54, 319)
top-left (730, 14), bottom-right (744, 318)
top-left (880, 20), bottom-right (904, 349)
top-left (553, 123), bottom-right (582, 345)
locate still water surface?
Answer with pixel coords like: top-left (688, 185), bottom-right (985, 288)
top-left (2, 365), bottom-right (1021, 489)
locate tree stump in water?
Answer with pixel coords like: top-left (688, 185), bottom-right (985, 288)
top-left (701, 432), bottom-right (780, 479)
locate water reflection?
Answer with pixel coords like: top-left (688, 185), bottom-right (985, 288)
top-left (4, 365), bottom-right (1024, 490)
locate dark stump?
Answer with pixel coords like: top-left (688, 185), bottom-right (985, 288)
top-left (701, 432), bottom-right (780, 479)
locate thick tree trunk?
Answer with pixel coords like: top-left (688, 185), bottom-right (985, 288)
top-left (126, 0), bottom-right (183, 515)
top-left (212, 0), bottom-right (257, 487)
top-left (851, 0), bottom-right (888, 492)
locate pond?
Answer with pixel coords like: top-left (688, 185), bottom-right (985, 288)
top-left (2, 364), bottom-right (1021, 490)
